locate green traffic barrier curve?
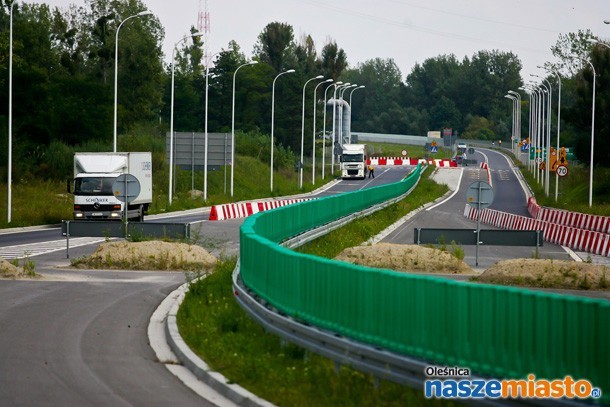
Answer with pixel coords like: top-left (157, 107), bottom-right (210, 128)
top-left (239, 164), bottom-right (609, 403)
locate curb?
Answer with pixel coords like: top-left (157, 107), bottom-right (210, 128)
top-left (149, 280), bottom-right (275, 407)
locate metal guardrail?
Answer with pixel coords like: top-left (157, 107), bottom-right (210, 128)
top-left (61, 220), bottom-right (190, 257)
top-left (414, 228), bottom-right (544, 247)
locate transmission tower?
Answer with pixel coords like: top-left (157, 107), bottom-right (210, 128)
top-left (198, 0), bottom-right (210, 65)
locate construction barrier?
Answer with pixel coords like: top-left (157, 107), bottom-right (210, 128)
top-left (529, 197), bottom-right (610, 234)
top-left (367, 157), bottom-right (457, 167)
top-left (464, 204), bottom-right (610, 256)
top-left (209, 198), bottom-right (313, 221)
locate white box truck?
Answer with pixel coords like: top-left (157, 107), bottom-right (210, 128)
top-left (340, 144), bottom-right (366, 179)
top-left (71, 152), bottom-right (152, 221)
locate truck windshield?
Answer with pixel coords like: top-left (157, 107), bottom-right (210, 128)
top-left (342, 154), bottom-right (364, 163)
top-left (74, 177), bottom-right (116, 195)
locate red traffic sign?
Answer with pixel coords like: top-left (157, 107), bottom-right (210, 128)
top-left (556, 165), bottom-right (568, 177)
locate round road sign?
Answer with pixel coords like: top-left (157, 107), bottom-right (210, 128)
top-left (401, 149), bottom-right (407, 156)
top-left (466, 181), bottom-right (494, 209)
top-left (112, 174), bottom-right (141, 203)
top-left (535, 157), bottom-right (543, 164)
top-left (556, 165), bottom-right (568, 177)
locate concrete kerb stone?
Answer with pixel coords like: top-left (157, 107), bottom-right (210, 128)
top-left (149, 279), bottom-right (275, 407)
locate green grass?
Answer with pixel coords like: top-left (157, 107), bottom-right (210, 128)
top-left (178, 258), bottom-right (454, 407)
top-left (177, 167), bottom-right (453, 406)
top-left (296, 166), bottom-right (448, 258)
top-left (366, 142), bottom-right (453, 160)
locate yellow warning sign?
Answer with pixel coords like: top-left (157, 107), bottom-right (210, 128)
top-left (558, 147), bottom-right (569, 168)
top-left (549, 147), bottom-right (557, 172)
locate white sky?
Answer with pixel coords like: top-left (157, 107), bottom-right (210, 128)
top-left (41, 0), bottom-right (609, 80)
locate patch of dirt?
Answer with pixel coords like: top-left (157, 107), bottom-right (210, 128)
top-left (0, 258), bottom-right (37, 279)
top-left (474, 259), bottom-right (610, 290)
top-left (72, 240), bottom-right (217, 272)
top-left (335, 243), bottom-right (474, 274)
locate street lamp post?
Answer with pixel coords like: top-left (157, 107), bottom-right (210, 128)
top-left (507, 90), bottom-right (521, 156)
top-left (113, 10), bottom-right (152, 153)
top-left (504, 94), bottom-right (517, 155)
top-left (231, 60), bottom-right (258, 197)
top-left (533, 75), bottom-right (552, 196)
top-left (7, 0), bottom-right (16, 223)
top-left (587, 38), bottom-right (610, 50)
top-left (331, 83), bottom-right (349, 174)
top-left (270, 69), bottom-right (295, 192)
top-left (570, 55), bottom-right (597, 207)
top-left (348, 85), bottom-right (365, 143)
top-left (312, 79), bottom-right (333, 184)
top-left (300, 75), bottom-right (324, 189)
top-left (322, 81), bottom-right (340, 180)
top-left (338, 84), bottom-right (356, 145)
top-left (169, 32), bottom-right (203, 205)
top-left (539, 67), bottom-right (562, 201)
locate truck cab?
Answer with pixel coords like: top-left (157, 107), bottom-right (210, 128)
top-left (340, 144), bottom-right (366, 179)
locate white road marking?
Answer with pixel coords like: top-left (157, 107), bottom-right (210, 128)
top-left (0, 237), bottom-right (106, 260)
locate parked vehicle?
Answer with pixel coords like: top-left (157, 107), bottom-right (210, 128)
top-left (340, 144), bottom-right (367, 179)
top-left (70, 152), bottom-right (152, 221)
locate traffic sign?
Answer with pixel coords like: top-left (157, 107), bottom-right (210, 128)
top-left (112, 174), bottom-right (141, 203)
top-left (466, 181), bottom-right (494, 209)
top-left (468, 148), bottom-right (474, 155)
top-left (556, 165), bottom-right (568, 177)
top-left (430, 146), bottom-right (438, 154)
top-left (401, 149), bottom-right (407, 156)
top-left (535, 157), bottom-right (543, 164)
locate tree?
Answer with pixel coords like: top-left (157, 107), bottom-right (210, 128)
top-left (253, 22), bottom-right (294, 72)
top-left (320, 41), bottom-right (347, 80)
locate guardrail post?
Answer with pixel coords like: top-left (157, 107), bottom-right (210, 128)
top-left (65, 220), bottom-right (70, 259)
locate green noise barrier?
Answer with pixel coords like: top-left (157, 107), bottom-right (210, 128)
top-left (240, 165), bottom-right (609, 403)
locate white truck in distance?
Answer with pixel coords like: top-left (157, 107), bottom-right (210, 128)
top-left (71, 152), bottom-right (152, 221)
top-left (340, 144), bottom-right (367, 179)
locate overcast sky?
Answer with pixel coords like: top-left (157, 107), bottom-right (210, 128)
top-left (42, 0), bottom-right (609, 80)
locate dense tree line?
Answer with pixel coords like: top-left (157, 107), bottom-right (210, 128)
top-left (0, 0), bottom-right (608, 183)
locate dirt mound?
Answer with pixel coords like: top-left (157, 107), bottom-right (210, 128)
top-left (72, 240), bottom-right (217, 271)
top-left (0, 258), bottom-right (37, 279)
top-left (474, 259), bottom-right (610, 290)
top-left (335, 243), bottom-right (474, 274)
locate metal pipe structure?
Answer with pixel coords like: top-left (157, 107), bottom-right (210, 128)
top-left (270, 69), bottom-right (295, 192)
top-left (570, 55), bottom-right (597, 207)
top-left (312, 79), bottom-right (333, 184)
top-left (169, 32), bottom-right (204, 204)
top-left (348, 85), bottom-right (365, 144)
top-left (113, 11), bottom-right (152, 152)
top-left (322, 82), bottom-right (340, 180)
top-left (338, 84), bottom-right (357, 144)
top-left (331, 83), bottom-right (349, 174)
top-left (231, 60), bottom-right (258, 197)
top-left (300, 75), bottom-right (324, 189)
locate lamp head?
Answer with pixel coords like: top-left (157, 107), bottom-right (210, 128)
top-left (315, 75), bottom-right (324, 79)
top-left (335, 81), bottom-right (343, 86)
top-left (324, 78), bottom-right (333, 83)
top-left (286, 69), bottom-right (295, 73)
top-left (586, 38), bottom-right (600, 44)
top-left (358, 85), bottom-right (366, 88)
top-left (137, 10), bottom-right (153, 16)
top-left (248, 61), bottom-right (259, 65)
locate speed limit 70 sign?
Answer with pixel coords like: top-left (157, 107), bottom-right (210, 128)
top-left (556, 165), bottom-right (568, 177)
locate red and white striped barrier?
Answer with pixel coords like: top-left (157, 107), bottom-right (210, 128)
top-left (528, 197), bottom-right (610, 234)
top-left (464, 204), bottom-right (610, 257)
top-left (367, 157), bottom-right (457, 167)
top-left (209, 198), bottom-right (313, 221)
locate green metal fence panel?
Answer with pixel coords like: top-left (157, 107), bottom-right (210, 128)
top-left (239, 164), bottom-right (609, 403)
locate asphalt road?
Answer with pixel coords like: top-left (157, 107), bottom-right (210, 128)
top-left (0, 169), bottom-right (411, 406)
top-left (381, 148), bottom-right (574, 270)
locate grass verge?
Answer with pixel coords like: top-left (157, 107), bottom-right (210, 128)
top-left (178, 258), bottom-right (454, 407)
top-left (178, 168), bottom-right (454, 406)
